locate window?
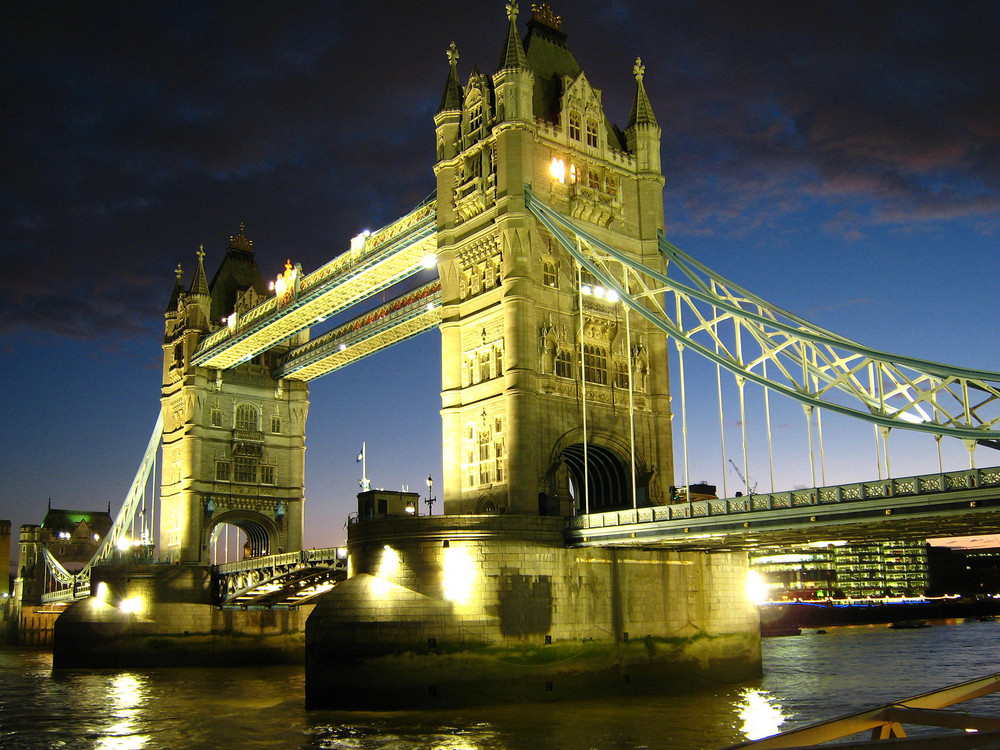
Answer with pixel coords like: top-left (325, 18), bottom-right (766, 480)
top-left (211, 408), bottom-right (223, 428)
top-left (479, 429), bottom-right (492, 484)
top-left (584, 344), bottom-right (609, 385)
top-left (271, 416), bottom-right (281, 433)
top-left (469, 103), bottom-right (483, 136)
top-left (555, 349), bottom-right (573, 378)
top-left (215, 461), bottom-right (231, 482)
top-left (493, 344), bottom-right (504, 378)
top-left (606, 176), bottom-right (617, 197)
top-left (234, 457), bottom-right (257, 484)
top-left (586, 119), bottom-right (599, 147)
top-left (466, 450), bottom-right (476, 487)
top-left (589, 169), bottom-right (600, 190)
top-left (479, 351), bottom-right (491, 382)
top-left (614, 360), bottom-right (630, 389)
top-left (260, 465), bottom-right (275, 485)
top-left (235, 404), bottom-right (259, 432)
top-left (494, 440), bottom-right (505, 483)
top-left (568, 111), bottom-right (581, 140)
top-left (543, 260), bottom-right (558, 288)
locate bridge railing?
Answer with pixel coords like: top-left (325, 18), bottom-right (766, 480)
top-left (567, 466), bottom-right (1000, 530)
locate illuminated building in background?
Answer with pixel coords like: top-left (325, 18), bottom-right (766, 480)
top-left (750, 539), bottom-right (929, 600)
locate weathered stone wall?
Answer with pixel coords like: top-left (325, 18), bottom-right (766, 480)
top-left (51, 565), bottom-right (313, 668)
top-left (306, 515), bottom-right (760, 708)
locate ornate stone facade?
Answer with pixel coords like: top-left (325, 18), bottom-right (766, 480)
top-left (434, 4), bottom-right (673, 516)
top-left (160, 231), bottom-right (308, 564)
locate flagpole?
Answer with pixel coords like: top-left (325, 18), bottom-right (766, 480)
top-left (362, 441), bottom-right (369, 491)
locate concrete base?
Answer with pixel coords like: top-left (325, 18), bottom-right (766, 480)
top-left (306, 515), bottom-right (761, 709)
top-left (52, 564), bottom-right (311, 668)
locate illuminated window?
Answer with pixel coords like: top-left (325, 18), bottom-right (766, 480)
top-left (569, 111), bottom-right (581, 140)
top-left (260, 465), bottom-right (275, 485)
top-left (234, 457), bottom-right (257, 484)
top-left (543, 260), bottom-right (558, 287)
top-left (235, 404), bottom-right (259, 432)
top-left (606, 176), bottom-right (617, 197)
top-left (588, 169), bottom-right (600, 190)
top-left (271, 416), bottom-right (281, 433)
top-left (586, 119), bottom-right (598, 147)
top-left (215, 461), bottom-right (231, 482)
top-left (555, 349), bottom-right (573, 378)
top-left (211, 408), bottom-right (223, 428)
top-left (584, 344), bottom-right (609, 385)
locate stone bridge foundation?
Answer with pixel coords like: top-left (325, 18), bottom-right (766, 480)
top-left (52, 564), bottom-right (310, 668)
top-left (306, 516), bottom-right (761, 708)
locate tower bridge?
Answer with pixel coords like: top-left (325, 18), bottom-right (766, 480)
top-left (36, 2), bottom-right (1000, 706)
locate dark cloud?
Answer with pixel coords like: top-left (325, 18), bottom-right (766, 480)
top-left (1, 0), bottom-right (997, 339)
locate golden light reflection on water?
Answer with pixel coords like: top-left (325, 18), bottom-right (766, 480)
top-left (95, 673), bottom-right (151, 750)
top-left (738, 687), bottom-right (787, 741)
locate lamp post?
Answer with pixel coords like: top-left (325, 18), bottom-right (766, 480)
top-left (426, 475), bottom-right (436, 516)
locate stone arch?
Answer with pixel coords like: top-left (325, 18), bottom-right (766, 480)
top-left (205, 510), bottom-right (279, 560)
top-left (546, 430), bottom-right (649, 513)
top-left (475, 492), bottom-right (505, 515)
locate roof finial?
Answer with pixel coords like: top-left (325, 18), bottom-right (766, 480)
top-left (633, 57), bottom-right (645, 84)
top-left (447, 41), bottom-right (459, 66)
top-left (506, 0), bottom-right (519, 22)
top-left (197, 244), bottom-right (206, 262)
top-left (174, 263), bottom-right (183, 281)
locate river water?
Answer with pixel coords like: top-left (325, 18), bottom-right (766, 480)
top-left (3, 620), bottom-right (1000, 749)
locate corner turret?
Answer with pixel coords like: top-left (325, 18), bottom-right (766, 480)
top-left (493, 0), bottom-right (535, 126)
top-left (625, 57), bottom-right (662, 176)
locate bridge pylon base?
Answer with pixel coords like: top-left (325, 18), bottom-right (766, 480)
top-left (52, 564), bottom-right (310, 668)
top-left (305, 515), bottom-right (762, 709)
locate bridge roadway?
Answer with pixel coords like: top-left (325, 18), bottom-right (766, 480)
top-left (566, 465), bottom-right (1000, 550)
top-left (213, 547), bottom-right (347, 607)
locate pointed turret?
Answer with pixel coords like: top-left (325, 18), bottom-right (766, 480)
top-left (497, 0), bottom-right (529, 71)
top-left (625, 57), bottom-right (662, 177)
top-left (626, 57), bottom-right (659, 131)
top-left (435, 43), bottom-right (464, 164)
top-left (438, 42), bottom-right (463, 113)
top-left (492, 1), bottom-right (535, 126)
top-left (164, 263), bottom-right (184, 315)
top-left (189, 245), bottom-right (211, 298)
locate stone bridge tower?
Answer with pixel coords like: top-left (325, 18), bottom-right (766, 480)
top-left (160, 229), bottom-right (308, 564)
top-left (434, 3), bottom-right (673, 516)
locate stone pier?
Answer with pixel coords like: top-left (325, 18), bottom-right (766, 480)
top-left (306, 515), bottom-right (760, 708)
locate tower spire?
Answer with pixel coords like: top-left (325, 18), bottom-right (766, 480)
top-left (627, 57), bottom-right (658, 130)
top-left (497, 1), bottom-right (529, 71)
top-left (438, 42), bottom-right (463, 112)
top-left (189, 245), bottom-right (210, 297)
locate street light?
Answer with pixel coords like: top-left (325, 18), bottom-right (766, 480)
top-left (426, 475), bottom-right (436, 516)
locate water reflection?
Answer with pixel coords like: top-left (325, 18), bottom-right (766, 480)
top-left (737, 688), bottom-right (786, 741)
top-left (95, 672), bottom-right (150, 750)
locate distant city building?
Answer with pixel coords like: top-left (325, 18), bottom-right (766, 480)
top-left (11, 503), bottom-right (112, 644)
top-left (927, 545), bottom-right (1000, 596)
top-left (750, 539), bottom-right (929, 600)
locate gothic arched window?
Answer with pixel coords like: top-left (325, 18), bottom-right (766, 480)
top-left (568, 111), bottom-right (581, 140)
top-left (235, 403), bottom-right (259, 432)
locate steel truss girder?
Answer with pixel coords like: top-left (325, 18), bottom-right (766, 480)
top-left (41, 412), bottom-right (163, 603)
top-left (275, 281), bottom-right (442, 381)
top-left (524, 187), bottom-right (1000, 442)
top-left (214, 548), bottom-right (347, 606)
top-left (192, 202), bottom-right (438, 370)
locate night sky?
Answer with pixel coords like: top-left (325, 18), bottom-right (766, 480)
top-left (2, 1), bottom-right (998, 553)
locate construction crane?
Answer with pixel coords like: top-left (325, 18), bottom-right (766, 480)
top-left (728, 459), bottom-right (758, 497)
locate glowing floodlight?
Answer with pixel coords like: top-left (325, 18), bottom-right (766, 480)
top-left (120, 596), bottom-right (143, 614)
top-left (95, 582), bottom-right (109, 602)
top-left (549, 157), bottom-right (566, 184)
top-left (746, 570), bottom-right (768, 605)
top-left (442, 545), bottom-right (476, 604)
top-left (422, 253), bottom-right (437, 268)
